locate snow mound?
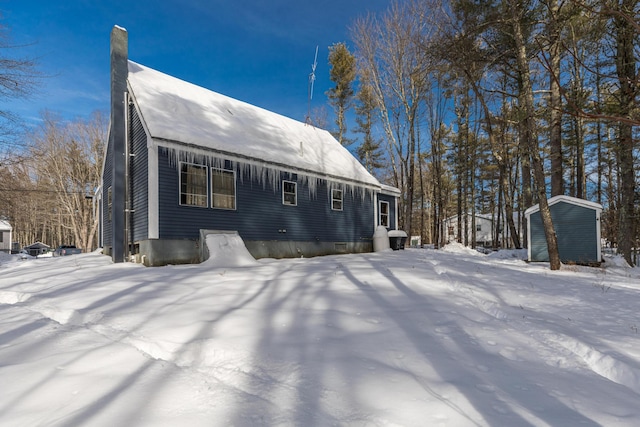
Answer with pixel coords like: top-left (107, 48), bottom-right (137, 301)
top-left (603, 254), bottom-right (631, 268)
top-left (487, 249), bottom-right (527, 260)
top-left (201, 233), bottom-right (258, 268)
top-left (0, 290), bottom-right (31, 304)
top-left (33, 305), bottom-right (104, 326)
top-left (0, 252), bottom-right (12, 264)
top-left (440, 242), bottom-right (484, 256)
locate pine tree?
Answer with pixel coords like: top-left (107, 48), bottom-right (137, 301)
top-left (327, 42), bottom-right (356, 146)
top-left (354, 77), bottom-right (384, 173)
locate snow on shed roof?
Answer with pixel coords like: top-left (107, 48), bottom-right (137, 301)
top-left (524, 195), bottom-right (603, 217)
top-left (0, 220), bottom-right (11, 230)
top-left (127, 61), bottom-right (381, 188)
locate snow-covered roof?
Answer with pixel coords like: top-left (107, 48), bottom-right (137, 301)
top-left (0, 220), bottom-right (11, 230)
top-left (444, 212), bottom-right (494, 222)
top-left (126, 61), bottom-right (381, 188)
top-left (380, 184), bottom-right (401, 195)
top-left (24, 241), bottom-right (50, 249)
top-left (524, 195), bottom-right (603, 217)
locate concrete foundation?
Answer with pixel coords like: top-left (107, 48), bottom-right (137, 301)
top-left (105, 236), bottom-right (373, 266)
top-left (244, 240), bottom-right (372, 260)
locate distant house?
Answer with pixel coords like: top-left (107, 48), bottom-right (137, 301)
top-left (444, 212), bottom-right (525, 249)
top-left (444, 213), bottom-right (495, 247)
top-left (525, 195), bottom-right (602, 265)
top-left (100, 26), bottom-right (399, 266)
top-left (0, 220), bottom-right (11, 253)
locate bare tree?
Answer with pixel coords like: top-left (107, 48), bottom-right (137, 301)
top-left (28, 111), bottom-right (106, 252)
top-left (0, 18), bottom-right (41, 162)
top-left (352, 0), bottom-right (437, 235)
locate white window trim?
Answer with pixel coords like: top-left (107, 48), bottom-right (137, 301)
top-left (179, 162), bottom-right (208, 208)
top-left (211, 167), bottom-right (237, 210)
top-left (282, 180), bottom-right (297, 206)
top-left (379, 200), bottom-right (390, 227)
top-left (331, 188), bottom-right (343, 211)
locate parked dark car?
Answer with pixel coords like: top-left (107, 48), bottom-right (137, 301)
top-left (53, 245), bottom-right (82, 256)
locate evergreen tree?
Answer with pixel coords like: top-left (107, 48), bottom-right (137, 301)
top-left (354, 77), bottom-right (384, 173)
top-left (327, 42), bottom-right (356, 146)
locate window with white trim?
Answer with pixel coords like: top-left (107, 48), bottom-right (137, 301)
top-left (180, 163), bottom-right (208, 207)
top-left (331, 188), bottom-right (343, 211)
top-left (283, 180), bottom-right (297, 206)
top-left (379, 200), bottom-right (390, 227)
top-left (211, 168), bottom-right (236, 209)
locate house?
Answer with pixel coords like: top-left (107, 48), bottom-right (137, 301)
top-left (443, 213), bottom-right (495, 247)
top-left (525, 195), bottom-right (602, 265)
top-left (444, 211), bottom-right (526, 249)
top-left (0, 220), bottom-right (11, 254)
top-left (101, 26), bottom-right (399, 266)
top-left (23, 242), bottom-right (50, 257)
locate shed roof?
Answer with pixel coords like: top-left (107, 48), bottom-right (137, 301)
top-left (524, 195), bottom-right (602, 217)
top-left (24, 242), bottom-right (50, 250)
top-left (127, 61), bottom-right (381, 189)
top-left (0, 220), bottom-right (11, 230)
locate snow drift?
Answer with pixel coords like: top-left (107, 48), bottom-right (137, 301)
top-left (201, 232), bottom-right (258, 268)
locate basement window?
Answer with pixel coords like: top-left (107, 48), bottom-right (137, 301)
top-left (331, 188), bottom-right (343, 211)
top-left (180, 163), bottom-right (208, 207)
top-left (283, 180), bottom-right (297, 206)
top-left (211, 168), bottom-right (236, 210)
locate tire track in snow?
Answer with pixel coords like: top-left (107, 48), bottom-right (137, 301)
top-left (536, 331), bottom-right (640, 395)
top-left (425, 257), bottom-right (640, 396)
top-left (427, 259), bottom-right (510, 321)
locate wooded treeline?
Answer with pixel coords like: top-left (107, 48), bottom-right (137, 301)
top-left (0, 112), bottom-right (106, 252)
top-left (327, 0), bottom-right (639, 266)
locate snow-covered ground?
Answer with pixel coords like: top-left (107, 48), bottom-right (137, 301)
top-left (1, 244), bottom-right (639, 426)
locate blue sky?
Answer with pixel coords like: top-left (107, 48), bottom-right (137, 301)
top-left (3, 0), bottom-right (390, 127)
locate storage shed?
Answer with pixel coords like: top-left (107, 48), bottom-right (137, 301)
top-left (525, 195), bottom-right (602, 264)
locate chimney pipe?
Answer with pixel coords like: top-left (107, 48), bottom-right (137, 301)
top-left (110, 25), bottom-right (128, 263)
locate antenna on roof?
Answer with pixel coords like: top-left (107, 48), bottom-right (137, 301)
top-left (306, 45), bottom-right (319, 125)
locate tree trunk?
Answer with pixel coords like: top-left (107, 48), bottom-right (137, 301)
top-left (548, 0), bottom-right (564, 197)
top-left (509, 0), bottom-right (561, 269)
top-left (614, 0), bottom-right (637, 266)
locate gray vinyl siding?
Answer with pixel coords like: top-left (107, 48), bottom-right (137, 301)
top-left (529, 202), bottom-right (598, 263)
top-left (102, 132), bottom-right (114, 247)
top-left (157, 148), bottom-right (374, 243)
top-left (129, 104), bottom-right (148, 242)
top-left (378, 193), bottom-right (397, 230)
